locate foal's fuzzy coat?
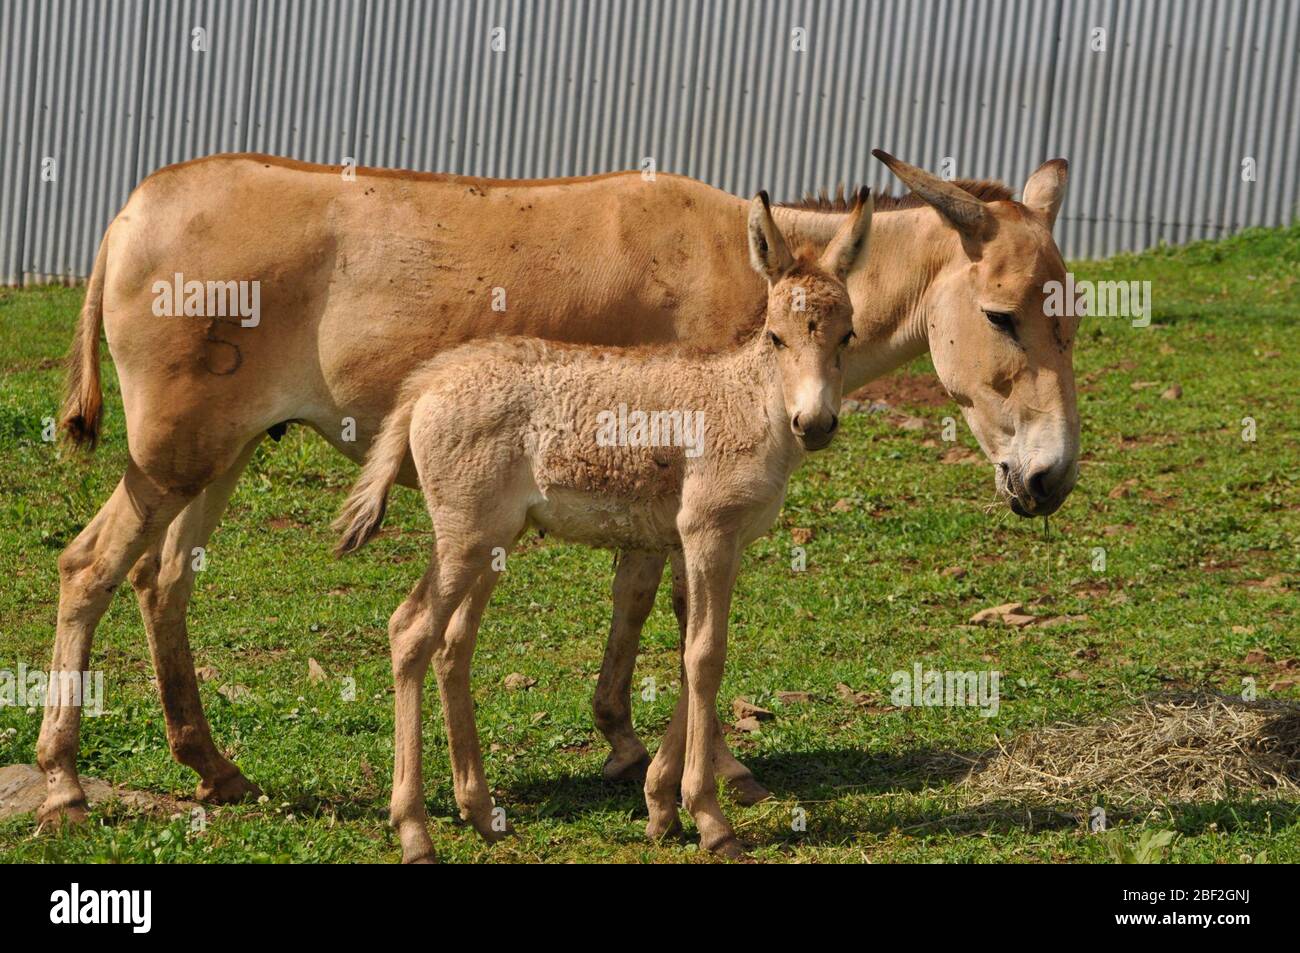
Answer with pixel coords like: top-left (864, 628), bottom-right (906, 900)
top-left (336, 190), bottom-right (871, 861)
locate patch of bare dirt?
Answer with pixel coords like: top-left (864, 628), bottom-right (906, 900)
top-left (848, 371), bottom-right (949, 408)
top-left (0, 764), bottom-right (198, 821)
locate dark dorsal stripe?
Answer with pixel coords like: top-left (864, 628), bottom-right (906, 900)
top-left (780, 179), bottom-right (1013, 213)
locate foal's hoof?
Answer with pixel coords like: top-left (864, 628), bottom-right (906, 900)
top-left (706, 835), bottom-right (747, 861)
top-left (196, 771), bottom-right (262, 805)
top-left (645, 811), bottom-right (683, 842)
top-left (468, 811), bottom-right (514, 844)
top-left (36, 798), bottom-right (89, 830)
top-left (725, 774), bottom-right (773, 807)
top-left (601, 750), bottom-right (651, 784)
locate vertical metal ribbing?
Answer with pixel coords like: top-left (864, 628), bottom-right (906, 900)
top-left (4, 0), bottom-right (1300, 281)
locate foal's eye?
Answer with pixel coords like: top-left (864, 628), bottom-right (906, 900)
top-left (839, 330), bottom-right (856, 348)
top-left (984, 310), bottom-right (1016, 334)
top-left (768, 331), bottom-right (786, 349)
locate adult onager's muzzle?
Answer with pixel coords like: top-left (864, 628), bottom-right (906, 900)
top-left (999, 454), bottom-right (1078, 517)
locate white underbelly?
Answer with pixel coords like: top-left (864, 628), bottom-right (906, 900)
top-left (527, 488), bottom-right (681, 550)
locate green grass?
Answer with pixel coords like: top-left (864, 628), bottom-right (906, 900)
top-left (1, 224), bottom-right (1297, 863)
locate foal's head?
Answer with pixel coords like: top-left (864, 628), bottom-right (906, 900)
top-left (748, 188), bottom-right (872, 451)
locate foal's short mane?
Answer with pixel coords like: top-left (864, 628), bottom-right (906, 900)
top-left (781, 179), bottom-right (1013, 213)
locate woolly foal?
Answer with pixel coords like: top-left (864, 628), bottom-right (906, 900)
top-left (335, 190), bottom-right (871, 861)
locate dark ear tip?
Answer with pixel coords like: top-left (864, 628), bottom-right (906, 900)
top-left (757, 189), bottom-right (771, 210)
top-left (870, 148), bottom-right (892, 163)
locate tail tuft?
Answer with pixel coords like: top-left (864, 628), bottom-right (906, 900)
top-left (60, 409), bottom-right (102, 450)
top-left (60, 235), bottom-right (109, 451)
top-left (331, 493), bottom-right (389, 556)
top-left (332, 389), bottom-right (419, 557)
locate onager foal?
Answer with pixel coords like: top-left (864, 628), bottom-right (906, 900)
top-left (334, 190), bottom-right (871, 861)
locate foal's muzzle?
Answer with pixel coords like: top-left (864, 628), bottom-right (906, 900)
top-left (793, 411), bottom-right (839, 451)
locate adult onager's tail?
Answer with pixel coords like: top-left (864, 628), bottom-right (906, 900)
top-left (61, 233), bottom-right (110, 449)
top-left (332, 394), bottom-right (417, 556)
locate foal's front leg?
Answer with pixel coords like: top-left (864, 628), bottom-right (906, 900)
top-left (593, 550), bottom-right (770, 801)
top-left (668, 551), bottom-right (772, 806)
top-left (648, 531), bottom-right (743, 858)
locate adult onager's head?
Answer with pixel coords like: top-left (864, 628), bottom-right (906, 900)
top-left (872, 150), bottom-right (1079, 517)
top-left (748, 188), bottom-right (870, 451)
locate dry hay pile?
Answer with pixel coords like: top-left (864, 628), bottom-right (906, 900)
top-left (963, 694), bottom-right (1300, 806)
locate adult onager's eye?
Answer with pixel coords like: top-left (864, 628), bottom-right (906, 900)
top-left (768, 331), bottom-right (786, 349)
top-left (984, 310), bottom-right (1016, 334)
top-left (839, 330), bottom-right (856, 348)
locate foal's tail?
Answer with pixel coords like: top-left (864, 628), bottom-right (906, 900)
top-left (61, 230), bottom-right (111, 450)
top-left (332, 394), bottom-right (418, 556)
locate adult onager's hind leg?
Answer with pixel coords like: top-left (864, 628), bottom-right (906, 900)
top-left (36, 463), bottom-right (201, 825)
top-left (127, 437), bottom-right (264, 804)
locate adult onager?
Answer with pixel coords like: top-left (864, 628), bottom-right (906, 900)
top-left (334, 192), bottom-right (870, 860)
top-left (40, 150), bottom-right (1077, 827)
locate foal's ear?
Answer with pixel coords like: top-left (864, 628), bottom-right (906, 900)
top-left (1021, 158), bottom-right (1069, 230)
top-left (748, 191), bottom-right (794, 282)
top-left (819, 187), bottom-right (872, 280)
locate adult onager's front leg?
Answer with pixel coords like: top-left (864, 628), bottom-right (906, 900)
top-left (593, 550), bottom-right (662, 781)
top-left (37, 464), bottom-right (198, 825)
top-left (645, 531), bottom-right (743, 858)
top-left (127, 438), bottom-right (263, 805)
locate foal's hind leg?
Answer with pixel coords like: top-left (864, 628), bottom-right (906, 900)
top-left (669, 551), bottom-right (771, 805)
top-left (37, 463), bottom-right (199, 825)
top-left (433, 569), bottom-right (504, 841)
top-left (388, 530), bottom-right (509, 862)
top-left (387, 568), bottom-right (449, 863)
top-left (128, 437), bottom-right (263, 804)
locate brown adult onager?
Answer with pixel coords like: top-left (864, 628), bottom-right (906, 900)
top-left (335, 192), bottom-right (869, 860)
top-left (40, 150), bottom-right (1078, 827)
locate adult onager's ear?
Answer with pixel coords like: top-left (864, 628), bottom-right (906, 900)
top-left (871, 149), bottom-right (991, 239)
top-left (1021, 158), bottom-right (1069, 230)
top-left (748, 190), bottom-right (794, 282)
top-left (819, 187), bottom-right (872, 280)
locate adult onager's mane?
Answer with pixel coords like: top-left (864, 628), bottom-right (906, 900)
top-left (781, 179), bottom-right (1013, 213)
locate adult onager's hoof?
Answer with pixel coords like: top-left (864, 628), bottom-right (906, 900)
top-left (36, 798), bottom-right (89, 830)
top-left (403, 850), bottom-right (438, 864)
top-left (724, 773), bottom-right (773, 806)
top-left (706, 835), bottom-right (747, 860)
top-left (601, 750), bottom-right (651, 784)
top-left (196, 770), bottom-right (262, 804)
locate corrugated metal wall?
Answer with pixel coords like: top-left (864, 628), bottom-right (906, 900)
top-left (2, 0), bottom-right (1297, 284)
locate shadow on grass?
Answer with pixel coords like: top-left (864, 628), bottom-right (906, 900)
top-left (498, 745), bottom-right (1300, 845)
